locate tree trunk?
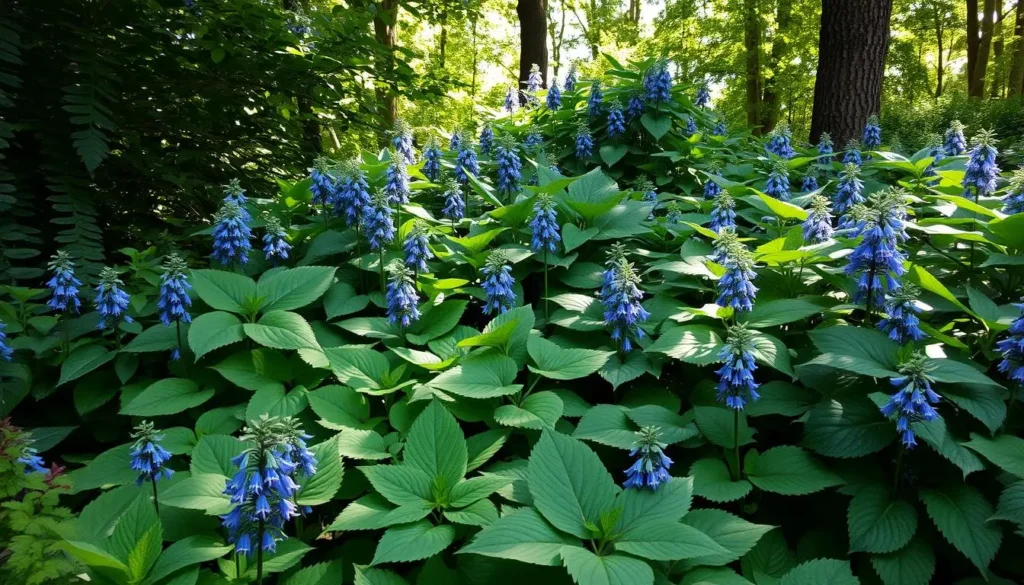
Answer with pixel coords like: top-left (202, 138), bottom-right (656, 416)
top-left (992, 38), bottom-right (1004, 97)
top-left (548, 0), bottom-right (567, 78)
top-left (968, 0), bottom-right (995, 97)
top-left (810, 0), bottom-right (893, 146)
top-left (438, 11), bottom-right (448, 68)
top-left (1009, 0), bottom-right (1024, 96)
top-left (518, 0), bottom-right (549, 102)
top-left (373, 0), bottom-right (399, 145)
top-left (760, 0), bottom-right (792, 134)
top-left (743, 0), bottom-right (762, 135)
top-left (935, 9), bottom-right (944, 98)
top-left (588, 0), bottom-right (599, 58)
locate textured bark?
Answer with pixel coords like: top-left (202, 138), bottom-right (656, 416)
top-left (438, 11), bottom-right (448, 68)
top-left (761, 0), bottom-right (792, 133)
top-left (810, 0), bottom-right (893, 146)
top-left (935, 9), bottom-right (944, 97)
top-left (968, 0), bottom-right (995, 97)
top-left (373, 0), bottom-right (399, 145)
top-left (518, 0), bottom-right (549, 102)
top-left (1010, 0), bottom-right (1024, 96)
top-left (743, 0), bottom-right (762, 134)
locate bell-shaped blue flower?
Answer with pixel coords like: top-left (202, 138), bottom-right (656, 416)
top-left (878, 285), bottom-right (926, 344)
top-left (962, 129), bottom-right (999, 199)
top-left (626, 92), bottom-right (644, 121)
top-left (530, 194), bottom-right (561, 253)
top-left (546, 79), bottom-right (562, 109)
top-left (391, 120), bottom-right (416, 164)
top-left (158, 253), bottom-right (192, 327)
top-left (944, 120), bottom-right (967, 156)
top-left (587, 81), bottom-right (603, 116)
top-left (802, 174), bottom-right (819, 192)
top-left (129, 421), bottom-right (174, 484)
top-left (362, 189), bottom-right (396, 252)
top-left (335, 162), bottom-right (371, 227)
top-left (310, 157), bottom-right (338, 209)
top-left (607, 106), bottom-right (626, 138)
top-left (17, 447), bottom-right (47, 474)
top-left (526, 63), bottom-right (543, 93)
top-left (802, 195), bottom-right (834, 244)
top-left (600, 249), bottom-right (650, 352)
top-left (495, 136), bottom-right (523, 199)
top-left (575, 125), bottom-right (594, 159)
top-left (716, 324), bottom-right (760, 410)
top-left (46, 250), bottom-right (82, 314)
top-left (94, 267), bottom-right (133, 331)
top-left (422, 139), bottom-right (443, 182)
top-left (764, 161), bottom-right (791, 201)
top-left (643, 60), bottom-right (672, 104)
top-left (211, 201), bottom-right (252, 265)
top-left (455, 141), bottom-right (480, 185)
top-left (997, 302), bottom-right (1024, 386)
top-left (479, 124), bottom-right (494, 155)
top-left (709, 192), bottom-right (736, 233)
top-left (765, 123), bottom-right (795, 159)
top-left (481, 250), bottom-right (516, 315)
top-left (834, 163), bottom-right (865, 227)
top-left (880, 353), bottom-right (940, 448)
top-left (695, 82), bottom-right (710, 108)
top-left (524, 127), bottom-right (544, 150)
top-left (564, 63), bottom-right (578, 93)
top-left (862, 115), bottom-right (882, 149)
top-left (844, 189), bottom-right (908, 308)
top-left (623, 427), bottom-right (672, 490)
top-left (0, 320), bottom-right (12, 362)
top-left (403, 222), bottom-right (433, 274)
top-left (385, 261), bottom-right (421, 327)
top-left (384, 152), bottom-right (410, 206)
top-left (441, 176), bottom-right (465, 222)
top-left (685, 116), bottom-right (698, 136)
top-left (714, 230), bottom-right (758, 313)
top-left (817, 132), bottom-right (834, 158)
top-left (843, 140), bottom-right (863, 166)
top-left (262, 216), bottom-right (291, 264)
top-left (504, 85), bottom-right (519, 113)
top-left (1003, 169), bottom-right (1024, 215)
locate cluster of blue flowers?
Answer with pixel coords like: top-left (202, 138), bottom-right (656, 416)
top-left (714, 229), bottom-right (758, 313)
top-left (363, 189), bottom-right (396, 251)
top-left (0, 320), bottom-right (11, 362)
top-left (716, 324), bottom-right (760, 410)
top-left (998, 302), bottom-right (1024, 386)
top-left (524, 127), bottom-right (543, 150)
top-left (878, 285), bottom-right (926, 344)
top-left (422, 139), bottom-right (443, 182)
top-left (449, 130), bottom-right (462, 151)
top-left (665, 201), bottom-right (683, 225)
top-left (385, 152), bottom-right (410, 205)
top-left (403, 222), bottom-right (433, 274)
top-left (479, 124), bottom-right (494, 155)
top-left (703, 173), bottom-right (723, 200)
top-left (546, 79), bottom-right (562, 109)
top-left (834, 163), bottom-right (865, 228)
top-left (158, 254), bottom-right (192, 360)
top-left (1004, 169), bottom-right (1024, 215)
top-left (564, 64), bottom-right (578, 93)
top-left (710, 192), bottom-right (737, 233)
top-left (441, 176), bottom-right (465, 222)
top-left (685, 116), bottom-right (698, 136)
top-left (844, 189), bottom-right (908, 308)
top-left (94, 267), bottom-right (133, 331)
top-left (627, 92), bottom-right (644, 121)
top-left (575, 124), bottom-right (594, 158)
top-left (504, 85), bottom-right (519, 113)
top-left (46, 250), bottom-right (82, 314)
top-left (943, 120), bottom-right (967, 155)
top-left (391, 120), bottom-right (416, 164)
top-left (623, 426), bottom-right (672, 490)
top-left (455, 140), bottom-right (480, 185)
top-left (695, 82), bottom-right (710, 108)
top-left (765, 123), bottom-right (795, 159)
top-left (817, 133), bottom-right (834, 157)
top-left (862, 115), bottom-right (882, 149)
top-left (129, 421), bottom-right (174, 485)
top-left (600, 245), bottom-right (650, 352)
top-left (336, 162), bottom-right (371, 226)
top-left (712, 119), bottom-right (727, 136)
top-left (222, 416), bottom-right (317, 558)
top-left (637, 178), bottom-right (657, 218)
top-left (309, 157), bottom-right (338, 208)
top-left (481, 250), bottom-right (515, 315)
top-left (802, 195), bottom-right (834, 244)
top-left (17, 446), bottom-right (47, 474)
top-left (643, 59), bottom-right (672, 104)
top-left (385, 261), bottom-right (421, 327)
top-left (962, 129), bottom-right (1000, 200)
top-left (801, 174), bottom-right (819, 192)
top-left (607, 105), bottom-right (626, 138)
top-left (526, 63), bottom-right (543, 93)
top-left (212, 201), bottom-right (252, 265)
top-left (495, 136), bottom-right (523, 199)
top-left (588, 81), bottom-right (603, 115)
top-left (880, 353), bottom-right (940, 448)
top-left (262, 215), bottom-right (292, 264)
top-left (843, 140), bottom-right (863, 166)
top-left (223, 179), bottom-right (250, 221)
top-left (764, 161), bottom-right (790, 201)
top-left (529, 194), bottom-right (561, 253)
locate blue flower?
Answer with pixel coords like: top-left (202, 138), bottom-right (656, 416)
top-left (575, 125), bottom-right (594, 159)
top-left (637, 179), bottom-right (657, 219)
top-left (310, 158), bottom-right (338, 208)
top-left (703, 177), bottom-right (722, 200)
top-left (944, 120), bottom-right (967, 156)
top-left (449, 131), bottom-right (462, 151)
top-left (685, 116), bottom-right (698, 136)
top-left (997, 301), bottom-right (1024, 385)
top-left (455, 142), bottom-right (480, 185)
top-left (158, 254), bottom-right (192, 328)
top-left (335, 163), bottom-right (371, 227)
top-left (878, 285), bottom-right (926, 344)
top-left (623, 427), bottom-right (672, 490)
top-left (844, 189), bottom-right (908, 308)
top-left (1003, 169), bottom-right (1024, 215)
top-left (441, 176), bottom-right (465, 222)
top-left (526, 63), bottom-right (543, 93)
top-left (422, 140), bottom-right (443, 182)
top-left (802, 174), bottom-right (819, 192)
top-left (391, 120), bottom-right (416, 164)
top-left (626, 92), bottom-right (644, 120)
top-left (530, 194), bottom-right (561, 253)
top-left (709, 192), bottom-right (737, 233)
top-left (862, 115), bottom-right (882, 149)
top-left (587, 81), bottom-right (603, 116)
top-left (403, 222), bottom-right (433, 274)
top-left (129, 421), bottom-right (174, 484)
top-left (712, 119), bottom-right (727, 136)
top-left (714, 231), bottom-right (758, 313)
top-left (46, 250), bottom-right (82, 314)
top-left (834, 163), bottom-right (865, 227)
top-left (211, 201), bottom-right (252, 265)
top-left (716, 325), bottom-right (760, 410)
top-left (665, 202), bottom-right (683, 225)
top-left (962, 129), bottom-right (999, 199)
top-left (384, 153), bottom-right (410, 206)
top-left (481, 250), bottom-right (516, 315)
top-left (0, 320), bottom-right (12, 362)
top-left (362, 190), bottom-right (396, 252)
top-left (223, 179), bottom-right (250, 222)
top-left (922, 138), bottom-right (945, 185)
top-left (765, 123), bottom-right (795, 159)
top-left (695, 82), bottom-right (711, 108)
top-left (504, 85), bottom-right (519, 113)
top-left (802, 195), bottom-right (834, 244)
top-left (262, 216), bottom-right (291, 264)
top-left (17, 447), bottom-right (47, 474)
top-left (546, 79), bottom-right (562, 109)
top-left (495, 137), bottom-right (523, 199)
top-left (479, 124), bottom-right (494, 155)
top-left (94, 267), bottom-right (133, 331)
top-left (843, 140), bottom-right (862, 166)
top-left (817, 133), bottom-right (834, 157)
top-left (880, 353), bottom-right (940, 448)
top-left (385, 261), bottom-right (421, 327)
top-left (764, 162), bottom-right (790, 201)
top-left (524, 127), bottom-right (544, 150)
top-left (607, 106), bottom-right (626, 138)
top-left (601, 248), bottom-right (650, 352)
top-left (643, 60), bottom-right (672, 104)
top-left (564, 64), bottom-right (578, 93)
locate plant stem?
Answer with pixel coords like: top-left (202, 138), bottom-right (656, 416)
top-left (175, 320), bottom-right (183, 357)
top-left (732, 409), bottom-right (741, 481)
top-left (543, 247), bottom-right (549, 322)
top-left (892, 445), bottom-right (905, 497)
top-left (151, 479), bottom-right (160, 514)
top-left (864, 265), bottom-right (876, 326)
top-left (379, 249), bottom-right (385, 294)
top-left (256, 518), bottom-right (265, 585)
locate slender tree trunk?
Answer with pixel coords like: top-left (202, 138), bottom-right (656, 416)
top-left (471, 17), bottom-right (479, 99)
top-left (935, 11), bottom-right (944, 98)
top-left (589, 0), bottom-right (600, 58)
top-left (744, 0), bottom-right (763, 134)
top-left (373, 0), bottom-right (399, 144)
top-left (438, 11), bottom-right (448, 68)
top-left (1009, 0), bottom-right (1024, 96)
top-left (968, 0), bottom-right (995, 97)
top-left (810, 0), bottom-right (893, 146)
top-left (518, 0), bottom-right (549, 103)
top-left (761, 0), bottom-right (792, 133)
top-left (992, 38), bottom-right (1004, 97)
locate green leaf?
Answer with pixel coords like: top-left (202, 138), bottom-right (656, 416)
top-left (963, 433), bottom-right (1024, 478)
top-left (189, 269), bottom-right (256, 314)
top-left (912, 417), bottom-right (985, 478)
top-left (360, 464), bottom-right (433, 506)
top-left (806, 327), bottom-right (899, 378)
top-left (404, 400), bottom-right (467, 494)
top-left (560, 546), bottom-right (653, 585)
top-left (62, 541), bottom-right (130, 578)
top-left (746, 192), bottom-right (809, 221)
top-left (919, 485), bottom-right (1002, 574)
top-left (59, 345), bottom-right (117, 386)
top-left (870, 536), bottom-right (935, 585)
top-left (68, 444), bottom-right (137, 493)
top-left (161, 474), bottom-right (233, 515)
top-left (680, 567), bottom-right (755, 585)
top-left (681, 509), bottom-right (774, 566)
top-left (527, 430), bottom-right (619, 539)
top-left (448, 475), bottom-right (513, 507)
top-left (324, 282), bottom-right (370, 319)
top-left (742, 298), bottom-right (825, 328)
top-left (612, 477), bottom-right (693, 533)
top-left (443, 499), bottom-right (498, 527)
top-left (325, 346), bottom-right (389, 391)
top-left (188, 311), bottom-right (245, 360)
top-left (354, 565), bottom-right (410, 585)
top-left (211, 349), bottom-right (291, 390)
top-left (573, 405), bottom-right (637, 449)
top-left (599, 144), bottom-right (628, 166)
top-left (430, 353), bottom-right (522, 398)
top-left (459, 507), bottom-right (576, 566)
top-left (145, 536), bottom-right (233, 585)
top-left (121, 378), bottom-right (214, 416)
top-left (562, 224), bottom-right (600, 253)
top-left (627, 405), bottom-right (698, 444)
top-left (562, 168), bottom-right (621, 221)
top-left (749, 332), bottom-right (795, 377)
top-left (847, 485), bottom-right (917, 553)
top-left (641, 112), bottom-right (671, 141)
top-left (296, 436), bottom-right (344, 506)
top-left (599, 351), bottom-right (652, 390)
top-left (337, 429), bottom-right (391, 460)
top-left (646, 325), bottom-right (723, 364)
top-left (111, 494), bottom-right (163, 581)
top-left (690, 458), bottom-right (753, 503)
top-left (905, 264), bottom-right (979, 320)
top-left (308, 385), bottom-right (370, 430)
top-left (325, 494), bottom-right (431, 532)
top-left (527, 334), bottom-right (614, 380)
top-left (370, 521), bottom-right (456, 565)
top-left (125, 324), bottom-right (190, 353)
top-left (615, 520), bottom-right (729, 561)
top-left (778, 559), bottom-right (858, 585)
top-left (244, 310), bottom-right (320, 350)
top-left (240, 540), bottom-right (311, 577)
top-left (802, 398), bottom-right (896, 458)
top-left (282, 562), bottom-right (344, 585)
top-left (189, 434), bottom-right (244, 476)
top-left (928, 359), bottom-right (1002, 388)
top-left (407, 300), bottom-right (468, 345)
top-left (745, 381), bottom-right (816, 417)
top-left (77, 483), bottom-right (141, 538)
top-left (942, 383), bottom-right (1007, 433)
top-left (494, 391), bottom-right (563, 430)
top-left (992, 481), bottom-right (1024, 525)
top-left (466, 430), bottom-right (509, 472)
top-left (246, 383), bottom-right (308, 420)
top-left (695, 406), bottom-right (754, 449)
top-left (256, 266), bottom-right (336, 312)
top-left (744, 447), bottom-right (843, 496)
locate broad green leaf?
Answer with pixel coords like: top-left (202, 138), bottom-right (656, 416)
top-left (238, 540), bottom-right (312, 577)
top-left (680, 567), bottom-right (755, 585)
top-left (68, 444), bottom-right (137, 494)
top-left (690, 458), bottom-right (753, 503)
top-left (337, 429), bottom-right (391, 460)
top-left (527, 430), bottom-right (619, 539)
top-left (195, 406), bottom-right (245, 437)
top-left (494, 391), bottom-right (563, 430)
top-left (942, 383), bottom-right (1007, 433)
top-left (325, 494), bottom-right (431, 532)
top-left (124, 323), bottom-right (190, 353)
top-left (745, 381), bottom-right (816, 417)
top-left (599, 351), bottom-right (652, 390)
top-left (244, 310), bottom-right (320, 350)
top-left (354, 565), bottom-right (410, 585)
top-left (161, 474), bottom-right (233, 515)
top-left (370, 521), bottom-right (456, 566)
top-left (459, 507), bottom-right (576, 566)
top-left (121, 378), bottom-right (213, 416)
top-left (308, 385), bottom-right (370, 430)
top-left (211, 349), bottom-right (291, 390)
top-left (59, 345), bottom-right (117, 386)
top-left (807, 327), bottom-right (899, 378)
top-left (612, 477), bottom-right (693, 533)
top-left (466, 430), bottom-right (509, 472)
top-left (324, 346), bottom-right (389, 390)
top-left (681, 509), bottom-right (774, 566)
top-left (562, 168), bottom-right (622, 221)
top-left (257, 266), bottom-right (336, 312)
top-left (870, 536), bottom-right (935, 585)
top-left (599, 144), bottom-right (628, 166)
top-left (360, 464), bottom-right (433, 506)
top-left (246, 383), bottom-right (308, 420)
top-left (992, 481), bottom-right (1024, 525)
top-left (282, 561), bottom-right (344, 585)
top-left (742, 298), bottom-right (825, 328)
top-left (573, 405), bottom-right (637, 449)
top-left (448, 475), bottom-right (513, 507)
top-left (646, 325), bottom-right (724, 363)
top-left (928, 359), bottom-right (1002, 388)
top-left (615, 520), bottom-right (729, 561)
top-left (404, 400), bottom-right (467, 494)
top-left (749, 332), bottom-right (795, 377)
top-left (560, 546), bottom-right (654, 585)
top-left (627, 405), bottom-right (698, 444)
top-left (527, 334), bottom-right (614, 380)
top-left (145, 536), bottom-right (233, 585)
top-left (443, 498), bottom-right (499, 527)
top-left (912, 417), bottom-right (985, 478)
top-left (919, 485), bottom-right (1001, 574)
top-left (296, 436), bottom-right (344, 506)
top-left (189, 434), bottom-right (244, 476)
top-left (77, 483), bottom-right (141, 538)
top-left (430, 353), bottom-right (522, 398)
top-left (905, 264), bottom-right (978, 321)
top-left (640, 112), bottom-right (671, 141)
top-left (188, 311), bottom-right (245, 360)
top-left (745, 192), bottom-right (809, 221)
top-left (778, 559), bottom-right (858, 585)
top-left (963, 433), bottom-right (1024, 478)
top-left (323, 282), bottom-right (370, 319)
top-left (562, 224), bottom-right (599, 253)
top-left (190, 269), bottom-right (256, 314)
top-left (111, 494), bottom-right (163, 581)
top-left (802, 398), bottom-right (896, 458)
top-left (406, 300), bottom-right (468, 345)
top-left (62, 540), bottom-right (130, 578)
top-left (744, 446), bottom-right (844, 496)
top-left (847, 485), bottom-right (917, 553)
top-left (694, 406), bottom-right (754, 449)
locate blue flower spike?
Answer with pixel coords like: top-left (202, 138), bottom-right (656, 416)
top-left (623, 426), bottom-right (673, 490)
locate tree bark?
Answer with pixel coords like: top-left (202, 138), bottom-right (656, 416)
top-left (743, 0), bottom-right (762, 135)
top-left (934, 8), bottom-right (944, 98)
top-left (518, 0), bottom-right (549, 102)
top-left (809, 0), bottom-right (893, 146)
top-left (438, 11), bottom-right (448, 68)
top-left (373, 0), bottom-right (399, 145)
top-left (760, 0), bottom-right (792, 134)
top-left (968, 0), bottom-right (995, 97)
top-left (1009, 0), bottom-right (1024, 96)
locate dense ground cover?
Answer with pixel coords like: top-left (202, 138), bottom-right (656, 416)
top-left (2, 56), bottom-right (1024, 585)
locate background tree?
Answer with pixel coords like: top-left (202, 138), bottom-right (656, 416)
top-left (518, 0), bottom-right (549, 98)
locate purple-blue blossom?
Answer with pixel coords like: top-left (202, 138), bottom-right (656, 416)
top-left (765, 162), bottom-right (791, 201)
top-left (403, 222), bottom-right (433, 274)
top-left (716, 324), bottom-right (760, 410)
top-left (997, 301), bottom-right (1024, 385)
top-left (385, 261), bottom-right (421, 327)
top-left (335, 163), bottom-right (371, 227)
top-left (686, 116), bottom-right (698, 136)
top-left (944, 120), bottom-right (967, 156)
top-left (643, 60), bottom-right (672, 104)
top-left (441, 176), bottom-right (465, 222)
top-left (802, 195), bottom-right (834, 244)
top-left (862, 115), bottom-right (882, 149)
top-left (880, 353), bottom-right (939, 448)
top-left (262, 216), bottom-right (291, 264)
top-left (310, 157), bottom-right (338, 208)
top-left (211, 201), bottom-right (252, 265)
top-left (765, 123), bottom-right (795, 159)
top-left (607, 106), bottom-right (626, 138)
top-left (564, 64), bottom-right (578, 92)
top-left (495, 136), bottom-right (523, 199)
top-left (530, 194), bottom-right (561, 253)
top-left (695, 82), bottom-right (710, 108)
top-left (817, 132), bottom-right (834, 157)
top-left (481, 250), bottom-right (515, 315)
top-left (129, 421), bottom-right (174, 485)
top-left (962, 129), bottom-right (999, 199)
top-left (422, 139), bottom-right (443, 182)
top-left (479, 124), bottom-right (494, 155)
top-left (504, 85), bottom-right (519, 113)
top-left (834, 163), bottom-right (865, 227)
top-left (46, 250), bottom-right (82, 314)
top-left (878, 285), bottom-right (926, 345)
top-left (844, 189), bottom-right (908, 308)
top-left (843, 140), bottom-right (863, 166)
top-left (623, 426), bottom-right (672, 491)
top-left (0, 320), bottom-right (11, 362)
top-left (575, 125), bottom-right (594, 159)
top-left (384, 153), bottom-right (410, 205)
top-left (94, 267), bottom-right (133, 331)
top-left (588, 81), bottom-right (603, 116)
top-left (391, 120), bottom-right (416, 164)
top-left (1003, 169), bottom-right (1024, 215)
top-left (546, 79), bottom-right (562, 109)
top-left (600, 249), bottom-right (650, 352)
top-left (802, 174), bottom-right (819, 192)
top-left (627, 92), bottom-right (644, 120)
top-left (526, 63), bottom-right (543, 93)
top-left (714, 230), bottom-right (758, 313)
top-left (455, 141), bottom-right (480, 185)
top-left (362, 189), bottom-right (396, 252)
top-left (710, 192), bottom-right (736, 233)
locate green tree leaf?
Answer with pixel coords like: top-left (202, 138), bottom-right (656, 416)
top-left (645, 325), bottom-right (724, 364)
top-left (443, 498), bottom-right (498, 527)
top-left (806, 326), bottom-right (899, 378)
top-left (161, 474), bottom-right (233, 515)
top-left (121, 378), bottom-right (214, 417)
top-left (246, 383), bottom-right (308, 420)
top-left (370, 521), bottom-right (456, 566)
top-left (188, 311), bottom-right (245, 360)
top-left (59, 345), bottom-right (117, 386)
top-left (802, 398), bottom-right (896, 458)
top-left (527, 334), bottom-right (614, 380)
top-left (560, 546), bottom-right (653, 585)
top-left (145, 536), bottom-right (233, 585)
top-left (429, 353), bottom-right (522, 398)
top-left (612, 476), bottom-right (693, 533)
top-left (448, 475), bottom-right (513, 508)
top-left (307, 385), bottom-right (371, 431)
top-left (189, 434), bottom-right (244, 476)
top-left (404, 400), bottom-right (467, 495)
top-left (124, 323), bottom-right (190, 353)
top-left (963, 433), bottom-right (1024, 478)
top-left (296, 436), bottom-right (344, 506)
top-left (244, 310), bottom-right (320, 350)
top-left (778, 559), bottom-right (858, 585)
top-left (573, 405), bottom-right (637, 449)
top-left (325, 494), bottom-right (431, 532)
top-left (354, 565), bottom-right (410, 585)
top-left (742, 298), bottom-right (825, 328)
top-left (615, 520), bottom-right (729, 561)
top-left (406, 300), bottom-right (468, 345)
top-left (919, 485), bottom-right (1002, 574)
top-left (494, 391), bottom-right (564, 430)
top-left (189, 269), bottom-right (256, 314)
top-left (744, 446), bottom-right (844, 496)
top-left (282, 561), bottom-right (344, 585)
top-left (695, 406), bottom-right (754, 449)
top-left (690, 458), bottom-right (753, 503)
top-left (847, 485), bottom-right (917, 553)
top-left (256, 266), bottom-right (336, 312)
top-left (211, 349), bottom-right (291, 390)
top-left (459, 507), bottom-right (577, 566)
top-left (681, 509), bottom-right (774, 566)
top-left (360, 464), bottom-right (433, 507)
top-left (869, 536), bottom-right (935, 585)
